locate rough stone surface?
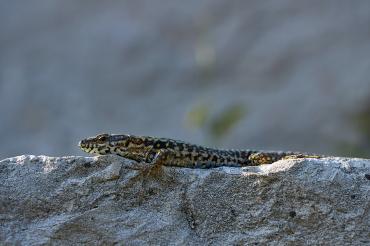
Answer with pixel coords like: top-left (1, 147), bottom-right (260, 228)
top-left (0, 155), bottom-right (369, 245)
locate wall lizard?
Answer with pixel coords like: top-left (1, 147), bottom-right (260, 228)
top-left (79, 133), bottom-right (321, 168)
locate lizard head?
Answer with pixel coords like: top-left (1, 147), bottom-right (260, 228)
top-left (78, 133), bottom-right (148, 158)
top-left (79, 133), bottom-right (128, 155)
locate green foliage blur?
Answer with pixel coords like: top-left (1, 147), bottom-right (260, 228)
top-left (186, 102), bottom-right (247, 144)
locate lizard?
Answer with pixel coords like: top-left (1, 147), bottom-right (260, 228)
top-left (78, 133), bottom-right (322, 168)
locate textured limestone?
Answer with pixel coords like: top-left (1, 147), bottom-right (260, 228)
top-left (0, 155), bottom-right (369, 245)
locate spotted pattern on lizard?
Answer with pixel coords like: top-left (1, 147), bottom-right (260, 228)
top-left (78, 133), bottom-right (321, 168)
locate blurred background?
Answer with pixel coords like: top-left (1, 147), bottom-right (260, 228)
top-left (1, 1), bottom-right (370, 159)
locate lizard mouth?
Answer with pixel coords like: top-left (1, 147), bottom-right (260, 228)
top-left (78, 140), bottom-right (112, 155)
top-left (78, 140), bottom-right (96, 153)
top-left (78, 140), bottom-right (88, 149)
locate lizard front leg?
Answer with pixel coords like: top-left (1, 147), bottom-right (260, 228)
top-left (139, 148), bottom-right (177, 176)
top-left (149, 149), bottom-right (176, 166)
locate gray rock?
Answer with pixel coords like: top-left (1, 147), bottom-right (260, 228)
top-left (0, 155), bottom-right (369, 245)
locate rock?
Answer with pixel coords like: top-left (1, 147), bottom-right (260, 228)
top-left (0, 155), bottom-right (369, 245)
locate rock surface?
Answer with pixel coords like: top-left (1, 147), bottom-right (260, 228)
top-left (0, 155), bottom-right (369, 245)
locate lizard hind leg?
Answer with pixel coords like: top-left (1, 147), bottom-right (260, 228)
top-left (248, 152), bottom-right (281, 165)
top-left (248, 152), bottom-right (322, 165)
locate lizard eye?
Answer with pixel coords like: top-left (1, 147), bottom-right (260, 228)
top-left (97, 134), bottom-right (109, 142)
top-left (132, 138), bottom-right (143, 145)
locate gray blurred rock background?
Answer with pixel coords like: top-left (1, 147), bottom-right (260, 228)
top-left (1, 0), bottom-right (370, 159)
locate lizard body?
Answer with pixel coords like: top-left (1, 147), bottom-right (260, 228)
top-left (79, 133), bottom-right (321, 168)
